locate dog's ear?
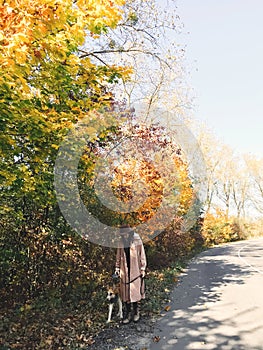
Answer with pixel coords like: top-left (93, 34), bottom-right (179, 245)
top-left (106, 284), bottom-right (114, 291)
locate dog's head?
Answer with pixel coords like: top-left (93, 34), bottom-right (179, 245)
top-left (106, 286), bottom-right (119, 303)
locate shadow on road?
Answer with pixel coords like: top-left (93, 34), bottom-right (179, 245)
top-left (151, 243), bottom-right (263, 350)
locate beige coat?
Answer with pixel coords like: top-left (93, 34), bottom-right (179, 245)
top-left (116, 233), bottom-right (147, 303)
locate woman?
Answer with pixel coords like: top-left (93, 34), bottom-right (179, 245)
top-left (115, 226), bottom-right (147, 324)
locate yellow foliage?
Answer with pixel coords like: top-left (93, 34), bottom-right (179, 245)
top-left (0, 0), bottom-right (130, 194)
top-left (0, 0), bottom-right (127, 94)
top-left (201, 211), bottom-right (241, 246)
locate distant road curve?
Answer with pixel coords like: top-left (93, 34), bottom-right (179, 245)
top-left (238, 241), bottom-right (263, 275)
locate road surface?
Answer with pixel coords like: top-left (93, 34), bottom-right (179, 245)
top-left (150, 238), bottom-right (263, 350)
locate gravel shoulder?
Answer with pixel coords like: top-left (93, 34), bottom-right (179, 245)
top-left (87, 314), bottom-right (157, 350)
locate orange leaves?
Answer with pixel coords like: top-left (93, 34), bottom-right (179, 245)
top-left (164, 305), bottom-right (171, 312)
top-left (87, 120), bottom-right (194, 231)
top-left (111, 156), bottom-right (164, 220)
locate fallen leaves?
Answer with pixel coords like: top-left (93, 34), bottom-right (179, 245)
top-left (153, 335), bottom-right (161, 343)
top-left (164, 305), bottom-right (171, 312)
top-left (0, 300), bottom-right (99, 349)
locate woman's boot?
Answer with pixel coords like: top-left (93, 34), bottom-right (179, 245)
top-left (133, 302), bottom-right (140, 322)
top-left (123, 302), bottom-right (131, 324)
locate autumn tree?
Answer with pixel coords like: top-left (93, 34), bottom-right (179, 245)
top-left (232, 161), bottom-right (250, 219)
top-left (78, 105), bottom-right (194, 240)
top-left (244, 155), bottom-right (263, 215)
top-left (0, 0), bottom-right (132, 228)
top-left (190, 122), bottom-right (258, 244)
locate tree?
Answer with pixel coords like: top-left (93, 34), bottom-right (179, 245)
top-left (78, 106), bottom-right (194, 241)
top-left (232, 162), bottom-right (249, 219)
top-left (190, 122), bottom-right (223, 214)
top-left (0, 0), bottom-right (131, 228)
top-left (214, 145), bottom-right (236, 219)
top-left (191, 122), bottom-right (251, 219)
top-left (244, 155), bottom-right (263, 215)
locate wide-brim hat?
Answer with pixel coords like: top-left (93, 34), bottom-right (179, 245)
top-left (119, 226), bottom-right (134, 235)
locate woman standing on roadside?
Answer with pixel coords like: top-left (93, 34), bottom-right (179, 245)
top-left (115, 226), bottom-right (147, 324)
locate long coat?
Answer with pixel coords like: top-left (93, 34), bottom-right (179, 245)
top-left (116, 233), bottom-right (147, 303)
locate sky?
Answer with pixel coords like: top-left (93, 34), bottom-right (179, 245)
top-left (176, 0), bottom-right (263, 157)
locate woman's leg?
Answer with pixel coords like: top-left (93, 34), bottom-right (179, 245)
top-left (123, 302), bottom-right (132, 324)
top-left (133, 302), bottom-right (140, 322)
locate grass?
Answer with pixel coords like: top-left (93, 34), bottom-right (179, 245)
top-left (142, 262), bottom-right (185, 316)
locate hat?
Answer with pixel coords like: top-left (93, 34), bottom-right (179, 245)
top-left (119, 226), bottom-right (134, 235)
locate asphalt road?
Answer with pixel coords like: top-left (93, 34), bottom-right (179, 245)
top-left (150, 238), bottom-right (263, 350)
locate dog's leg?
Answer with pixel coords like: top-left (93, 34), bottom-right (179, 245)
top-left (107, 303), bottom-right (114, 323)
top-left (117, 297), bottom-right (123, 319)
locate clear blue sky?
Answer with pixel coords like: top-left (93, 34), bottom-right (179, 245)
top-left (176, 0), bottom-right (263, 156)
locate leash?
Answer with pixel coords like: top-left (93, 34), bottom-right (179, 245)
top-left (121, 274), bottom-right (146, 296)
top-left (122, 274), bottom-right (142, 284)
